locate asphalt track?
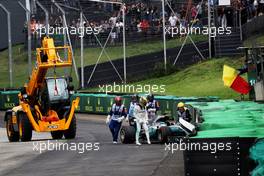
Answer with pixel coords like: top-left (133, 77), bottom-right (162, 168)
top-left (0, 112), bottom-right (184, 176)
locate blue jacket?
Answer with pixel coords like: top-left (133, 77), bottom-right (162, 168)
top-left (109, 103), bottom-right (127, 121)
top-left (128, 102), bottom-right (137, 117)
top-left (146, 100), bottom-right (160, 111)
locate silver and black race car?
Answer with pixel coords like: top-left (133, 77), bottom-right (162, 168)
top-left (120, 105), bottom-right (203, 144)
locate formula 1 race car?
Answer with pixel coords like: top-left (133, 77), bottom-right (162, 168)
top-left (120, 105), bottom-right (203, 144)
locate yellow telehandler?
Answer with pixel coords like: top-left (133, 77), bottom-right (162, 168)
top-left (4, 37), bottom-right (80, 142)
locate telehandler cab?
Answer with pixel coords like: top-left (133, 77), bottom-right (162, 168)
top-left (4, 37), bottom-right (80, 142)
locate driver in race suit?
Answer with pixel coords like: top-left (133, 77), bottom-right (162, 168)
top-left (134, 96), bottom-right (151, 145)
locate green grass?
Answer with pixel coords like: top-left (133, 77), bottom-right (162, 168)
top-left (87, 57), bottom-right (245, 99)
top-left (133, 57), bottom-right (246, 99)
top-left (0, 35), bottom-right (206, 88)
top-left (0, 46), bottom-right (29, 88)
top-left (243, 33), bottom-right (264, 47)
top-left (74, 34), bottom-right (207, 66)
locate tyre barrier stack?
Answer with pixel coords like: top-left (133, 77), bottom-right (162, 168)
top-left (0, 90), bottom-right (219, 119)
top-left (0, 90), bottom-right (20, 110)
top-left (70, 93), bottom-right (219, 119)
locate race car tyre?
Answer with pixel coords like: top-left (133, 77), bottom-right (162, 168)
top-left (120, 126), bottom-right (136, 144)
top-left (51, 131), bottom-right (64, 139)
top-left (158, 126), bottom-right (171, 144)
top-left (18, 113), bottom-right (32, 142)
top-left (6, 113), bottom-right (19, 142)
top-left (64, 115), bottom-right (76, 139)
top-left (188, 129), bottom-right (197, 137)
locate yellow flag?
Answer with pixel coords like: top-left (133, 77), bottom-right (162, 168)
top-left (222, 65), bottom-right (238, 87)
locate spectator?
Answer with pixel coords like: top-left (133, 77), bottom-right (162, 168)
top-left (196, 2), bottom-right (203, 19)
top-left (110, 28), bottom-right (117, 45)
top-left (191, 5), bottom-right (197, 20)
top-left (253, 0), bottom-right (258, 16)
top-left (140, 19), bottom-right (150, 32)
top-left (35, 20), bottom-right (44, 38)
top-left (180, 4), bottom-right (186, 19)
top-left (109, 14), bottom-right (117, 27)
top-left (100, 20), bottom-right (110, 32)
top-left (218, 7), bottom-right (227, 28)
top-left (260, 0), bottom-right (264, 15)
top-left (222, 8), bottom-right (227, 28)
top-left (116, 20), bottom-right (123, 40)
top-left (168, 13), bottom-right (179, 27)
top-left (137, 20), bottom-right (142, 32)
top-left (30, 19), bottom-right (36, 34)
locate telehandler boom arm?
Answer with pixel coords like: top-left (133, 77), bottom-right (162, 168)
top-left (24, 37), bottom-right (72, 99)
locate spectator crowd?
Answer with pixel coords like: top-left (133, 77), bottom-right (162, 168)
top-left (25, 0), bottom-right (264, 47)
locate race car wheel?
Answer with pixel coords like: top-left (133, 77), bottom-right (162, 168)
top-left (6, 113), bottom-right (19, 142)
top-left (158, 126), bottom-right (171, 144)
top-left (64, 115), bottom-right (77, 139)
top-left (18, 112), bottom-right (32, 142)
top-left (120, 126), bottom-right (136, 144)
top-left (188, 129), bottom-right (197, 137)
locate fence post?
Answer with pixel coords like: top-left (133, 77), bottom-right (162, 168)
top-left (0, 4), bottom-right (13, 87)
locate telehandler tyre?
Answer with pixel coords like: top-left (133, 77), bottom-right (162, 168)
top-left (51, 131), bottom-right (64, 139)
top-left (18, 113), bottom-right (32, 142)
top-left (64, 115), bottom-right (76, 139)
top-left (6, 113), bottom-right (19, 142)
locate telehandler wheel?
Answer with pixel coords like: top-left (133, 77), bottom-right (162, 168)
top-left (51, 131), bottom-right (64, 139)
top-left (18, 113), bottom-right (32, 142)
top-left (64, 115), bottom-right (76, 139)
top-left (6, 114), bottom-right (19, 142)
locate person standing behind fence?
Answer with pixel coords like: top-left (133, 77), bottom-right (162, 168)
top-left (116, 20), bottom-right (123, 42)
top-left (109, 13), bottom-right (117, 28)
top-left (169, 13), bottom-right (179, 28)
top-left (191, 5), bottom-right (197, 21)
top-left (140, 19), bottom-right (150, 37)
top-left (260, 0), bottom-right (264, 14)
top-left (219, 7), bottom-right (227, 28)
top-left (110, 28), bottom-right (117, 45)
